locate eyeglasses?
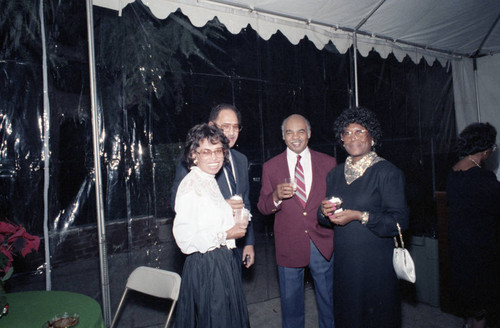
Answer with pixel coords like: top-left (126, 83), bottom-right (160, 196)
top-left (217, 123), bottom-right (242, 132)
top-left (196, 148), bottom-right (225, 159)
top-left (341, 129), bottom-right (368, 140)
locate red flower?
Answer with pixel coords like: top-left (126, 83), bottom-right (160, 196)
top-left (0, 219), bottom-right (40, 281)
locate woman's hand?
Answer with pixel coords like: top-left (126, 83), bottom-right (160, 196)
top-left (329, 209), bottom-right (363, 226)
top-left (226, 225), bottom-right (247, 240)
top-left (226, 198), bottom-right (244, 210)
top-left (321, 199), bottom-right (336, 218)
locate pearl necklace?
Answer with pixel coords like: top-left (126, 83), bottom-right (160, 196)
top-left (467, 156), bottom-right (481, 168)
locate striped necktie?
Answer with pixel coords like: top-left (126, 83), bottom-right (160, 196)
top-left (295, 155), bottom-right (306, 208)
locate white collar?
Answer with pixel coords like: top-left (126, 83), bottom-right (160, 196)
top-left (190, 165), bottom-right (216, 178)
top-left (286, 147), bottom-right (310, 160)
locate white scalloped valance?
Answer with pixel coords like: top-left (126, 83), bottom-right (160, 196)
top-left (94, 0), bottom-right (500, 66)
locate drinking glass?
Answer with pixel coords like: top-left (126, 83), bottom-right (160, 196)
top-left (284, 178), bottom-right (297, 192)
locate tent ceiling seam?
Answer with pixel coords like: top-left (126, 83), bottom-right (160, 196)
top-left (354, 0), bottom-right (386, 31)
top-left (473, 12), bottom-right (500, 58)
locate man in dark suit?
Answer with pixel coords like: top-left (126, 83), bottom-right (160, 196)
top-left (258, 114), bottom-right (336, 328)
top-left (171, 104), bottom-right (255, 268)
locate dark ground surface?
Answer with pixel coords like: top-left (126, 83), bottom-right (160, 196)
top-left (9, 227), bottom-right (467, 328)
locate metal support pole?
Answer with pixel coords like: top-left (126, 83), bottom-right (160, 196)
top-left (40, 0), bottom-right (52, 292)
top-left (473, 58), bottom-right (481, 122)
top-left (353, 32), bottom-right (359, 107)
top-left (85, 0), bottom-right (112, 325)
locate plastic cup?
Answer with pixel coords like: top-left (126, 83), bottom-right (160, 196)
top-left (234, 208), bottom-right (250, 228)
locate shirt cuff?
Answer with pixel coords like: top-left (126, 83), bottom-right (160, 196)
top-left (217, 231), bottom-right (227, 245)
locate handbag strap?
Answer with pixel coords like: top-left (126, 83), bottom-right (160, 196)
top-left (393, 222), bottom-right (405, 248)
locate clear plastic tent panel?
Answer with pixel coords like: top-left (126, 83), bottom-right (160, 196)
top-left (1, 1), bottom-right (455, 326)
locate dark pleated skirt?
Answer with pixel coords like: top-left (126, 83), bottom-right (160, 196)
top-left (175, 247), bottom-right (250, 328)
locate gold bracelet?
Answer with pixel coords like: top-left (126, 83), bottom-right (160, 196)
top-left (361, 211), bottom-right (369, 225)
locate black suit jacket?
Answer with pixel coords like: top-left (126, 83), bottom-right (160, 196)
top-left (170, 148), bottom-right (255, 248)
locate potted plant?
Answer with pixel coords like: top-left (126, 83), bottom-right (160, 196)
top-left (0, 219), bottom-right (40, 318)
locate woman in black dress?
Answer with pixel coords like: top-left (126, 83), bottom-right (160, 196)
top-left (447, 122), bottom-right (500, 328)
top-left (318, 107), bottom-right (409, 328)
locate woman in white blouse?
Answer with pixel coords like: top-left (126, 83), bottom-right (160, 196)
top-left (173, 123), bottom-right (249, 328)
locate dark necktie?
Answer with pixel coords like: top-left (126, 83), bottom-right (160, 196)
top-left (295, 155), bottom-right (307, 208)
top-left (225, 162), bottom-right (237, 196)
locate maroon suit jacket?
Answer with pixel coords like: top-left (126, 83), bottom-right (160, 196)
top-left (258, 149), bottom-right (336, 267)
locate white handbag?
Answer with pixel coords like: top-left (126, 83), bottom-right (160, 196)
top-left (393, 222), bottom-right (416, 283)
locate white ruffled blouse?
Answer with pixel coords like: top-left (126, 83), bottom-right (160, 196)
top-left (173, 166), bottom-right (236, 254)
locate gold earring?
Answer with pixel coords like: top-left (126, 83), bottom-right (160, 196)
top-left (371, 140), bottom-right (375, 147)
top-left (193, 159), bottom-right (198, 165)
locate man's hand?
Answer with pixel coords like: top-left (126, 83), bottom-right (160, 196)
top-left (242, 245), bottom-right (255, 268)
top-left (273, 182), bottom-right (295, 202)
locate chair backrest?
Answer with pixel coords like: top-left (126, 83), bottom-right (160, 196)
top-left (126, 266), bottom-right (181, 301)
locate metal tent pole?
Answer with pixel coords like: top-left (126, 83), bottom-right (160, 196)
top-left (353, 32), bottom-right (359, 107)
top-left (85, 0), bottom-right (112, 325)
top-left (39, 0), bottom-right (52, 292)
top-left (351, 0), bottom-right (386, 107)
top-left (473, 58), bottom-right (481, 122)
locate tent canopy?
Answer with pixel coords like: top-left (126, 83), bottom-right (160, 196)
top-left (95, 0), bottom-right (500, 65)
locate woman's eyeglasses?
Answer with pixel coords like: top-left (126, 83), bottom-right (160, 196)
top-left (196, 148), bottom-right (225, 158)
top-left (341, 129), bottom-right (368, 140)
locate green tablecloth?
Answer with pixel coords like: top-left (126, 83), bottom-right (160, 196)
top-left (0, 290), bottom-right (106, 327)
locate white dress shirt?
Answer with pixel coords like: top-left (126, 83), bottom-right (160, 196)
top-left (173, 166), bottom-right (236, 254)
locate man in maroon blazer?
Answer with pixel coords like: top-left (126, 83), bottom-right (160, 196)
top-left (258, 114), bottom-right (337, 328)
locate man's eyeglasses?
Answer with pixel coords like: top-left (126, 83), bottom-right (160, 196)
top-left (217, 124), bottom-right (242, 132)
top-left (341, 129), bottom-right (368, 140)
top-left (196, 148), bottom-right (225, 159)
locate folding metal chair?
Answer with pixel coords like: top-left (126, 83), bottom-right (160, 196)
top-left (110, 266), bottom-right (181, 328)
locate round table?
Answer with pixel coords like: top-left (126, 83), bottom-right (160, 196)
top-left (0, 290), bottom-right (106, 327)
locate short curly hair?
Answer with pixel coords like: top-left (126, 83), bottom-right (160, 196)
top-left (456, 122), bottom-right (497, 157)
top-left (333, 106), bottom-right (382, 146)
top-left (182, 123), bottom-right (229, 168)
